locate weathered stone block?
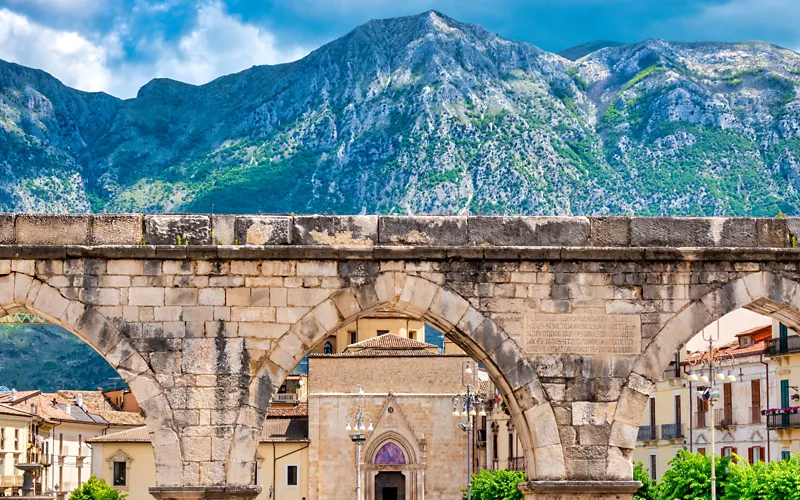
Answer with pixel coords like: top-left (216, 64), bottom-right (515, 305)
top-left (572, 402), bottom-right (617, 426)
top-left (757, 218), bottom-right (788, 247)
top-left (469, 217), bottom-right (590, 246)
top-left (378, 216), bottom-right (468, 245)
top-left (211, 215), bottom-right (236, 245)
top-left (293, 216), bottom-right (377, 246)
top-left (17, 215), bottom-right (90, 245)
top-left (235, 216), bottom-right (291, 245)
top-left (0, 215), bottom-right (14, 244)
top-left (145, 215), bottom-right (211, 245)
top-left (92, 215), bottom-right (142, 245)
top-left (630, 217), bottom-right (758, 247)
top-left (589, 217), bottom-right (630, 247)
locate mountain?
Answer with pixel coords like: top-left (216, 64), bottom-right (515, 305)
top-left (557, 40), bottom-right (625, 61)
top-left (2, 11), bottom-right (800, 215)
top-left (0, 324), bottom-right (121, 392)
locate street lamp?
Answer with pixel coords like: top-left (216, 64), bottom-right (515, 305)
top-left (345, 384), bottom-right (374, 500)
top-left (687, 320), bottom-right (736, 500)
top-left (452, 360), bottom-right (486, 500)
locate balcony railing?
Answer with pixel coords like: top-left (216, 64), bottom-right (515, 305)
top-left (661, 423), bottom-right (684, 440)
top-left (272, 393), bottom-right (297, 403)
top-left (750, 407), bottom-right (764, 425)
top-left (765, 336), bottom-right (800, 356)
top-left (695, 412), bottom-right (708, 428)
top-left (767, 412), bottom-right (800, 430)
top-left (508, 457), bottom-right (526, 472)
top-left (714, 408), bottom-right (736, 427)
top-left (0, 475), bottom-right (22, 487)
top-left (662, 367), bottom-right (682, 379)
top-left (637, 426), bottom-right (658, 441)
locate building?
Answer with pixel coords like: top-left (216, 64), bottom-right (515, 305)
top-left (0, 402), bottom-right (47, 495)
top-left (632, 323), bottom-right (779, 480)
top-left (0, 389), bottom-right (144, 497)
top-left (307, 334), bottom-right (474, 500)
top-left (88, 415), bottom-right (309, 500)
top-left (310, 309), bottom-right (427, 355)
top-left (764, 318), bottom-right (800, 459)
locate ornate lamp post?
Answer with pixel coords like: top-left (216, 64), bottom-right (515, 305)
top-left (346, 384), bottom-right (374, 500)
top-left (452, 360), bottom-right (486, 500)
top-left (687, 321), bottom-right (736, 500)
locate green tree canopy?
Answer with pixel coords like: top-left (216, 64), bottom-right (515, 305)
top-left (464, 469), bottom-right (525, 500)
top-left (70, 476), bottom-right (127, 500)
top-left (658, 450), bottom-right (732, 500)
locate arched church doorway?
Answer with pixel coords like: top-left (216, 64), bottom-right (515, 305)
top-left (375, 471), bottom-right (405, 500)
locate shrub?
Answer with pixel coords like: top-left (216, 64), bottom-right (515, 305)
top-left (464, 469), bottom-right (525, 500)
top-left (70, 476), bottom-right (127, 500)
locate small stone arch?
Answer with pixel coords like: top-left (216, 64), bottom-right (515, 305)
top-left (0, 270), bottom-right (182, 487)
top-left (233, 271), bottom-right (564, 484)
top-left (367, 434), bottom-right (418, 466)
top-left (611, 271), bottom-right (800, 479)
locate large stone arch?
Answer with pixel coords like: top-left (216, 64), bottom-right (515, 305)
top-left (230, 271), bottom-right (564, 485)
top-left (0, 268), bottom-right (182, 487)
top-left (611, 271), bottom-right (800, 477)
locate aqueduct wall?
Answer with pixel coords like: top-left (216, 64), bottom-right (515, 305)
top-left (3, 214), bottom-right (800, 500)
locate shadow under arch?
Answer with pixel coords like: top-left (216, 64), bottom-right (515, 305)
top-left (0, 270), bottom-right (183, 487)
top-left (613, 271), bottom-right (800, 476)
top-left (232, 271), bottom-right (564, 486)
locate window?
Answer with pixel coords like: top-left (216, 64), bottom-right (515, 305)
top-left (409, 330), bottom-right (416, 340)
top-left (349, 331), bottom-right (357, 345)
top-left (698, 447), bottom-right (706, 456)
top-left (783, 450), bottom-right (792, 461)
top-left (14, 430), bottom-right (19, 450)
top-left (722, 446), bottom-right (736, 457)
top-left (1, 428), bottom-right (5, 449)
top-left (377, 330), bottom-right (389, 336)
top-left (323, 342), bottom-right (333, 354)
top-left (649, 455), bottom-right (657, 480)
top-left (286, 465), bottom-right (299, 487)
top-left (113, 462), bottom-right (127, 486)
top-left (749, 446), bottom-right (765, 463)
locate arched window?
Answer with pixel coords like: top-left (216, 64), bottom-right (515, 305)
top-left (323, 342), bottom-right (333, 354)
top-left (374, 442), bottom-right (406, 465)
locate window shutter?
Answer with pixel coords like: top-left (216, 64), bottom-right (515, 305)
top-left (748, 447), bottom-right (754, 463)
top-left (760, 446), bottom-right (766, 462)
top-left (698, 447), bottom-right (706, 455)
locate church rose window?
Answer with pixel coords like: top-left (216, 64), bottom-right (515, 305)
top-left (375, 442), bottom-right (406, 465)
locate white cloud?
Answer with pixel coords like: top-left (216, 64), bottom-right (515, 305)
top-left (0, 1), bottom-right (308, 98)
top-left (0, 8), bottom-right (114, 92)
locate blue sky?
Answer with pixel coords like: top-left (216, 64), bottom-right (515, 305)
top-left (0, 0), bottom-right (798, 98)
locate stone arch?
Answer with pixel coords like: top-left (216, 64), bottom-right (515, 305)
top-left (367, 432), bottom-right (418, 465)
top-left (232, 271), bottom-right (564, 484)
top-left (0, 270), bottom-right (182, 487)
top-left (610, 271), bottom-right (800, 479)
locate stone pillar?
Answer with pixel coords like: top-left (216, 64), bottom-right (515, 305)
top-left (518, 480), bottom-right (641, 500)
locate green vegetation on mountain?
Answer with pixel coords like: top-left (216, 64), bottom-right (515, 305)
top-left (1, 12), bottom-right (800, 217)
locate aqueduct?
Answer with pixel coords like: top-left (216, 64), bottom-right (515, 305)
top-left (3, 214), bottom-right (800, 499)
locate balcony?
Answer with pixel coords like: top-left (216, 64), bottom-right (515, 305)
top-left (0, 475), bottom-right (22, 487)
top-left (714, 408), bottom-right (736, 428)
top-left (662, 367), bottom-right (682, 380)
top-left (661, 423), bottom-right (684, 440)
top-left (767, 412), bottom-right (800, 430)
top-left (765, 336), bottom-right (800, 356)
top-left (272, 393), bottom-right (297, 403)
top-left (508, 456), bottom-right (526, 472)
top-left (637, 426), bottom-right (658, 441)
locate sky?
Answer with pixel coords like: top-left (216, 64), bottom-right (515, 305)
top-left (1, 0), bottom-right (800, 99)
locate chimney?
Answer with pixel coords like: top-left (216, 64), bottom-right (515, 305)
top-left (65, 404), bottom-right (71, 416)
top-left (10, 389), bottom-right (16, 402)
top-left (76, 393), bottom-right (83, 407)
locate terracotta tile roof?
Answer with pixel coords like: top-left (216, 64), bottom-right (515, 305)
top-left (86, 426), bottom-right (151, 443)
top-left (261, 418), bottom-right (308, 442)
top-left (0, 390), bottom-right (39, 404)
top-left (344, 334), bottom-right (437, 352)
top-left (95, 410), bottom-right (145, 426)
top-left (734, 325), bottom-right (771, 337)
top-left (0, 404), bottom-right (35, 418)
top-left (268, 403), bottom-right (308, 418)
top-left (2, 391), bottom-right (143, 426)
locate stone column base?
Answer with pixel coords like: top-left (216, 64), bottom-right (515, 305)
top-left (519, 481), bottom-right (641, 500)
top-left (149, 486), bottom-right (262, 500)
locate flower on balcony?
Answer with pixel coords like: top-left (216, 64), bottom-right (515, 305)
top-left (762, 407), bottom-right (800, 415)
top-left (792, 394), bottom-right (800, 402)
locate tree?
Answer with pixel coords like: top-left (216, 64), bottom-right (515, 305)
top-left (723, 455), bottom-right (800, 500)
top-left (464, 469), bottom-right (525, 500)
top-left (70, 476), bottom-right (127, 500)
top-left (633, 461), bottom-right (657, 500)
top-left (657, 450), bottom-right (732, 500)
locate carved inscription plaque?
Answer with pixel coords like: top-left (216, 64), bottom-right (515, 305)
top-left (524, 308), bottom-right (641, 355)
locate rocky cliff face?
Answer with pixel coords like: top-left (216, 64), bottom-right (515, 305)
top-left (2, 11), bottom-right (800, 216)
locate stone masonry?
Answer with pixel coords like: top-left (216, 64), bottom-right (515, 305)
top-left (3, 214), bottom-right (800, 499)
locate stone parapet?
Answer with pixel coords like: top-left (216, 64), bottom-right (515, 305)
top-left (149, 486), bottom-right (261, 500)
top-left (1, 214), bottom-right (799, 249)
